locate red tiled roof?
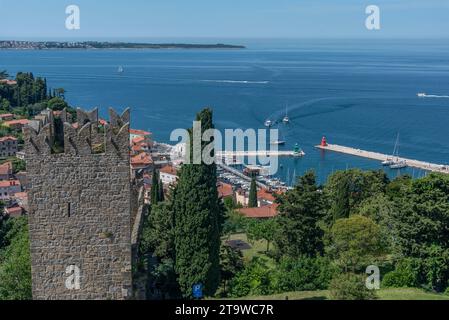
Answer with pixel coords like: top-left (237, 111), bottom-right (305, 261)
top-left (238, 204), bottom-right (279, 218)
top-left (131, 152), bottom-right (153, 166)
top-left (3, 119), bottom-right (29, 126)
top-left (0, 180), bottom-right (21, 188)
top-left (132, 136), bottom-right (145, 144)
top-left (0, 136), bottom-right (18, 142)
top-left (6, 205), bottom-right (23, 217)
top-left (218, 182), bottom-right (233, 198)
top-left (0, 79), bottom-right (17, 86)
top-left (0, 113), bottom-right (14, 118)
top-left (99, 119), bottom-right (108, 126)
top-left (0, 162), bottom-right (13, 175)
top-left (258, 188), bottom-right (276, 202)
top-left (160, 165), bottom-right (177, 176)
top-left (130, 129), bottom-right (151, 136)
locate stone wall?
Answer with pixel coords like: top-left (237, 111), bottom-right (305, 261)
top-left (24, 108), bottom-right (133, 300)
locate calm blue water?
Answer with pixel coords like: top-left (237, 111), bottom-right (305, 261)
top-left (1, 39), bottom-right (449, 184)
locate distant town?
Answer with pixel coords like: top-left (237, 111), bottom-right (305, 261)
top-left (0, 40), bottom-right (246, 50)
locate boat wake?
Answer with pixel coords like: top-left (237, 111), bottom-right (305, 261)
top-left (201, 79), bottom-right (269, 84)
top-left (417, 93), bottom-right (449, 98)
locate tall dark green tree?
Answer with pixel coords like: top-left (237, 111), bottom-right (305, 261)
top-left (332, 174), bottom-right (351, 221)
top-left (151, 169), bottom-right (160, 205)
top-left (275, 171), bottom-right (325, 258)
top-left (248, 178), bottom-right (258, 208)
top-left (140, 202), bottom-right (174, 259)
top-left (219, 245), bottom-right (244, 295)
top-left (172, 108), bottom-right (222, 298)
top-left (158, 179), bottom-right (165, 202)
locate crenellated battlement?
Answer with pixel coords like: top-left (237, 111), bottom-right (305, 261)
top-left (24, 107), bottom-right (130, 157)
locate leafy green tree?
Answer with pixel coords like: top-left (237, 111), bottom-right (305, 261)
top-left (275, 171), bottom-right (325, 258)
top-left (246, 218), bottom-right (278, 253)
top-left (229, 257), bottom-right (274, 298)
top-left (219, 245), bottom-right (244, 295)
top-left (140, 202), bottom-right (174, 259)
top-left (148, 258), bottom-right (181, 299)
top-left (9, 158), bottom-right (26, 173)
top-left (47, 97), bottom-right (68, 111)
top-left (326, 215), bottom-right (384, 273)
top-left (248, 178), bottom-right (258, 208)
top-left (324, 169), bottom-right (389, 224)
top-left (329, 273), bottom-right (377, 300)
top-left (172, 108), bottom-right (222, 298)
top-left (273, 256), bottom-right (337, 292)
top-left (222, 210), bottom-right (246, 236)
top-left (389, 173), bottom-right (449, 291)
top-left (0, 217), bottom-right (31, 300)
top-left (382, 258), bottom-right (421, 288)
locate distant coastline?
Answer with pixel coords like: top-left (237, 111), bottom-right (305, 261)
top-left (0, 40), bottom-right (246, 50)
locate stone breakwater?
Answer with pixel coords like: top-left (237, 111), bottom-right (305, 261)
top-left (316, 144), bottom-right (449, 174)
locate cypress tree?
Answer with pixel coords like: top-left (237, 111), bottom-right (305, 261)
top-left (151, 169), bottom-right (160, 205)
top-left (173, 108), bottom-right (222, 298)
top-left (332, 175), bottom-right (351, 221)
top-left (158, 179), bottom-right (165, 202)
top-left (248, 178), bottom-right (258, 208)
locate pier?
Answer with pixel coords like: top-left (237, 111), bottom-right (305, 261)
top-left (216, 150), bottom-right (305, 158)
top-left (316, 144), bottom-right (449, 174)
top-left (217, 162), bottom-right (270, 190)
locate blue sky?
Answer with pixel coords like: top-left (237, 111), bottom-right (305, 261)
top-left (0, 0), bottom-right (448, 39)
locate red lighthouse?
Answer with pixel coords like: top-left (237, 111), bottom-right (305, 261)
top-left (321, 136), bottom-right (328, 147)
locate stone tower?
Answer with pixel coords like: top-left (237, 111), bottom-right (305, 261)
top-left (24, 108), bottom-right (133, 300)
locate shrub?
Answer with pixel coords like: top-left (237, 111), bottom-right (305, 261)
top-left (329, 273), bottom-right (378, 300)
top-left (229, 257), bottom-right (275, 298)
top-left (444, 286), bottom-right (449, 296)
top-left (382, 259), bottom-right (421, 288)
top-left (273, 256), bottom-right (337, 292)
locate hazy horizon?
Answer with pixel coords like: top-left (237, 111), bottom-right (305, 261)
top-left (1, 0), bottom-right (448, 39)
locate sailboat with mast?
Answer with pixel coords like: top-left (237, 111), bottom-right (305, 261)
top-left (384, 133), bottom-right (407, 169)
top-left (382, 133), bottom-right (399, 166)
top-left (283, 104), bottom-right (290, 124)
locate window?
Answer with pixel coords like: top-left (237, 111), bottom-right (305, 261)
top-left (67, 203), bottom-right (72, 217)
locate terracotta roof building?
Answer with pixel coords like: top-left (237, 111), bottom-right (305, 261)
top-left (3, 119), bottom-right (29, 130)
top-left (0, 161), bottom-right (13, 180)
top-left (0, 180), bottom-right (21, 200)
top-left (0, 113), bottom-right (14, 121)
top-left (238, 204), bottom-right (279, 219)
top-left (160, 165), bottom-right (178, 186)
top-left (0, 136), bottom-right (18, 157)
top-left (5, 205), bottom-right (24, 218)
top-left (131, 152), bottom-right (153, 170)
top-left (218, 182), bottom-right (234, 199)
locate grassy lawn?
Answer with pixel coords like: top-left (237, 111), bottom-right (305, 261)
top-left (224, 233), bottom-right (274, 265)
top-left (378, 288), bottom-right (449, 300)
top-left (237, 288), bottom-right (449, 300)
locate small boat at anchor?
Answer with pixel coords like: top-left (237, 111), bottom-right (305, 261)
top-left (264, 119), bottom-right (273, 127)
